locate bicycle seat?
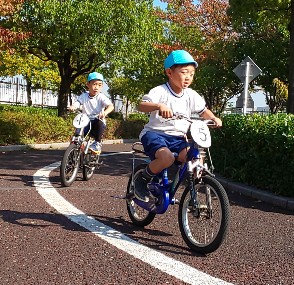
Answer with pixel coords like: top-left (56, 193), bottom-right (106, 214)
top-left (131, 142), bottom-right (146, 154)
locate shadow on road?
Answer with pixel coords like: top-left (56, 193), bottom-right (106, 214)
top-left (92, 214), bottom-right (205, 257)
top-left (0, 209), bottom-right (88, 232)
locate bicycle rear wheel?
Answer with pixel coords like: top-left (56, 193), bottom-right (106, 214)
top-left (178, 175), bottom-right (230, 254)
top-left (126, 164), bottom-right (156, 227)
top-left (60, 144), bottom-right (81, 187)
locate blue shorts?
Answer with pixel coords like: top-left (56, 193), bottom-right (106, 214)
top-left (141, 131), bottom-right (190, 160)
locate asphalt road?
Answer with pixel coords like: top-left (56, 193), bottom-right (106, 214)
top-left (0, 143), bottom-right (293, 285)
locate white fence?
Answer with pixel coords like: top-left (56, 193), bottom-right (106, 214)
top-left (0, 77), bottom-right (59, 107)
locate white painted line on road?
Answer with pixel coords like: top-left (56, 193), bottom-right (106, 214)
top-left (33, 162), bottom-right (233, 285)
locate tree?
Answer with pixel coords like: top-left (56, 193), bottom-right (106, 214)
top-left (0, 0), bottom-right (28, 46)
top-left (0, 50), bottom-right (60, 105)
top-left (228, 0), bottom-right (293, 113)
top-left (266, 78), bottom-right (288, 113)
top-left (154, 0), bottom-right (242, 113)
top-left (107, 46), bottom-right (167, 112)
top-left (288, 0), bottom-right (294, 113)
top-left (1, 0), bottom-right (161, 117)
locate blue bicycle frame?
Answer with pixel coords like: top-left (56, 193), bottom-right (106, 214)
top-left (132, 141), bottom-right (202, 214)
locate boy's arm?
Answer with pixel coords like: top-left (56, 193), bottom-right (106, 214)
top-left (99, 103), bottom-right (114, 119)
top-left (104, 103), bottom-right (114, 116)
top-left (200, 109), bottom-right (222, 127)
top-left (69, 101), bottom-right (81, 112)
top-left (138, 101), bottom-right (173, 118)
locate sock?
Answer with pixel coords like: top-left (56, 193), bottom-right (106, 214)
top-left (142, 165), bottom-right (155, 182)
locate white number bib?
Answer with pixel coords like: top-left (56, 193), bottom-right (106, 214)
top-left (190, 120), bottom-right (211, 148)
top-left (73, 113), bottom-right (90, 128)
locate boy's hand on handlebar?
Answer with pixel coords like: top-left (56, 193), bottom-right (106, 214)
top-left (211, 117), bottom-right (222, 127)
top-left (158, 103), bottom-right (173, 118)
top-left (68, 106), bottom-right (76, 112)
top-left (98, 111), bottom-right (106, 119)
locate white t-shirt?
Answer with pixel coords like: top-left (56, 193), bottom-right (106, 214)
top-left (139, 83), bottom-right (206, 139)
top-left (73, 91), bottom-right (112, 124)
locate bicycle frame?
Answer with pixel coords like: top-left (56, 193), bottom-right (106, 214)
top-left (131, 140), bottom-right (209, 214)
top-left (71, 120), bottom-right (93, 154)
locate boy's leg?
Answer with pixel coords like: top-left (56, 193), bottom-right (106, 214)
top-left (89, 119), bottom-right (105, 154)
top-left (90, 118), bottom-right (105, 142)
top-left (134, 132), bottom-right (175, 202)
top-left (134, 148), bottom-right (175, 202)
top-left (149, 147), bottom-right (175, 174)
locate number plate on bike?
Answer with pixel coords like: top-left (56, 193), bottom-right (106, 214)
top-left (73, 113), bottom-right (90, 128)
top-left (190, 120), bottom-right (211, 148)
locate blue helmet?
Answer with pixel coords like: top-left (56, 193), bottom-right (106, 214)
top-left (87, 72), bottom-right (104, 82)
top-left (164, 50), bottom-right (198, 69)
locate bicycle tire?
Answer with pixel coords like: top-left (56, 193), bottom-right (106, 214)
top-left (178, 175), bottom-right (230, 254)
top-left (60, 143), bottom-right (81, 187)
top-left (82, 152), bottom-right (98, 181)
top-left (126, 164), bottom-right (156, 227)
top-left (82, 164), bottom-right (95, 181)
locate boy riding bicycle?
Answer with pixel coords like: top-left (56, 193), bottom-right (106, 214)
top-left (69, 72), bottom-right (114, 155)
top-left (134, 50), bottom-right (222, 202)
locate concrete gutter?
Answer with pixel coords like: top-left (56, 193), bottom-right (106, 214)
top-left (0, 139), bottom-right (137, 152)
top-left (216, 175), bottom-right (294, 212)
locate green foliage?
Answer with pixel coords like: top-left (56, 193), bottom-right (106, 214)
top-left (1, 0), bottom-right (162, 117)
top-left (104, 118), bottom-right (146, 140)
top-left (228, 0), bottom-right (290, 104)
top-left (0, 51), bottom-right (60, 91)
top-left (108, 112), bottom-right (124, 120)
top-left (211, 113), bottom-right (294, 197)
top-left (155, 0), bottom-right (243, 113)
top-left (0, 105), bottom-right (146, 144)
top-left (128, 113), bottom-right (149, 121)
top-left (0, 105), bottom-right (72, 144)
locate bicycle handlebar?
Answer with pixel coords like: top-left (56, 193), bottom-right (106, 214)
top-left (163, 113), bottom-right (217, 127)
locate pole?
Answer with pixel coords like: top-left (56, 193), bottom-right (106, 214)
top-left (243, 62), bottom-right (250, 114)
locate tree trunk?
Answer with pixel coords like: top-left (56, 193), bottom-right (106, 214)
top-left (26, 79), bottom-right (32, 107)
top-left (287, 0), bottom-right (294, 113)
top-left (58, 78), bottom-right (71, 117)
top-left (125, 98), bottom-right (130, 119)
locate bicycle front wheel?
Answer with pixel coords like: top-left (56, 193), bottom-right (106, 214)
top-left (60, 144), bottom-right (81, 187)
top-left (82, 153), bottom-right (98, 181)
top-left (178, 175), bottom-right (230, 254)
top-left (126, 164), bottom-right (156, 227)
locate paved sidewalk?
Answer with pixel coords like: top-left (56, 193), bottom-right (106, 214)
top-left (1, 140), bottom-right (293, 211)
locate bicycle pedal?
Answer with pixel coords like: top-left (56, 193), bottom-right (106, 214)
top-left (174, 199), bottom-right (180, 205)
top-left (148, 193), bottom-right (160, 204)
top-left (111, 195), bottom-right (128, 200)
top-left (126, 192), bottom-right (135, 200)
top-left (96, 160), bottom-right (104, 167)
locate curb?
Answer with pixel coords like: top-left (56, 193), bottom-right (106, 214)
top-left (216, 175), bottom-right (294, 212)
top-left (0, 139), bottom-right (137, 152)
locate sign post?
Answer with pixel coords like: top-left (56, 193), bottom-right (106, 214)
top-left (233, 56), bottom-right (262, 114)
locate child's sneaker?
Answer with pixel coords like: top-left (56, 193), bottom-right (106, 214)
top-left (89, 141), bottom-right (102, 155)
top-left (134, 173), bottom-right (150, 202)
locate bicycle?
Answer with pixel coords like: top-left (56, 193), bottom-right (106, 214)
top-left (125, 115), bottom-right (230, 254)
top-left (60, 111), bottom-right (102, 187)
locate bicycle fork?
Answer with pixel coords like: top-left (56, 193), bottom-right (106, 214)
top-left (187, 161), bottom-right (199, 216)
top-left (187, 160), bottom-right (208, 218)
